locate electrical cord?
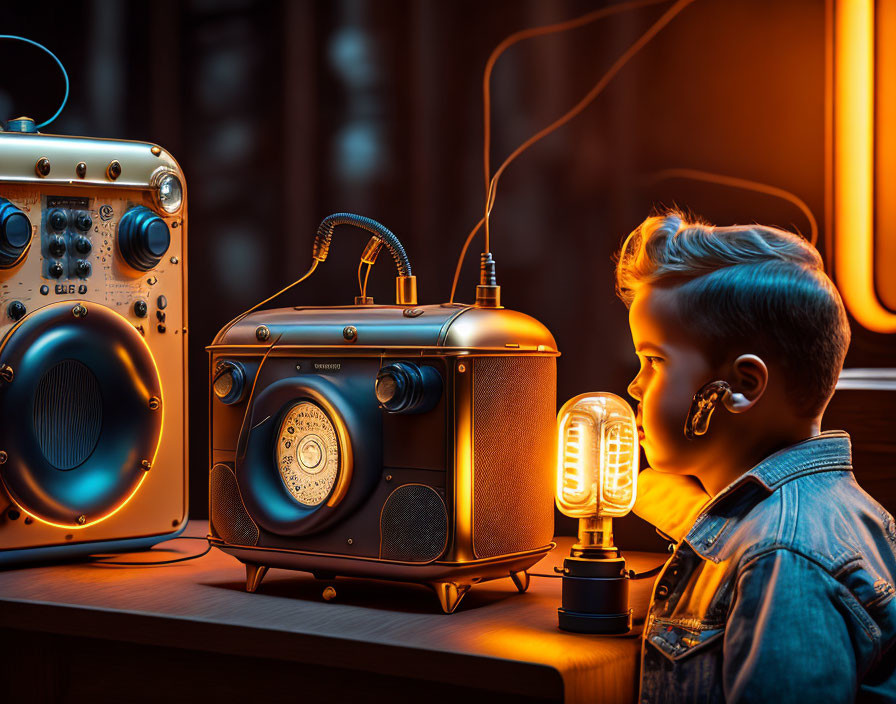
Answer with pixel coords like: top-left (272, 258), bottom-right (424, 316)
top-left (212, 260), bottom-right (318, 345)
top-left (450, 0), bottom-right (696, 302)
top-left (480, 0), bottom-right (672, 255)
top-left (529, 563), bottom-right (665, 580)
top-left (627, 564), bottom-right (665, 580)
top-left (647, 168), bottom-right (819, 245)
top-left (314, 213), bottom-right (412, 277)
top-left (355, 259), bottom-right (374, 300)
top-left (0, 35), bottom-right (69, 129)
top-left (361, 260), bottom-right (372, 300)
top-left (91, 536), bottom-right (211, 566)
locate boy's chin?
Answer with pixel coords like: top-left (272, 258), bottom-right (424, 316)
top-left (642, 448), bottom-right (692, 476)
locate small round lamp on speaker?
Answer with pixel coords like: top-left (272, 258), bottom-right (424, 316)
top-left (555, 392), bottom-right (639, 634)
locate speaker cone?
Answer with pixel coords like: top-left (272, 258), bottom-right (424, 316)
top-left (0, 302), bottom-right (163, 527)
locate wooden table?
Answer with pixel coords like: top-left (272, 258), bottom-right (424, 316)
top-left (0, 521), bottom-right (666, 703)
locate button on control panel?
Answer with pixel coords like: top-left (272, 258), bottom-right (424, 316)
top-left (41, 197), bottom-right (94, 282)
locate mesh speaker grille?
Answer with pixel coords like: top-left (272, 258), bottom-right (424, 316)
top-left (33, 360), bottom-right (103, 470)
top-left (210, 463), bottom-right (259, 546)
top-left (472, 356), bottom-right (556, 558)
top-left (380, 484), bottom-right (448, 562)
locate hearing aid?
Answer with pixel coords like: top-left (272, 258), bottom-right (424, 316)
top-left (684, 380), bottom-right (732, 440)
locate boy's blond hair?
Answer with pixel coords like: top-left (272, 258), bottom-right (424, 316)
top-left (616, 210), bottom-right (850, 417)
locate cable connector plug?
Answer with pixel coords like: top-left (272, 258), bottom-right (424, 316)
top-left (312, 221), bottom-right (334, 262)
top-left (475, 252), bottom-right (501, 308)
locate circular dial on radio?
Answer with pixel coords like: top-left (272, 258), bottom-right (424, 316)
top-left (276, 401), bottom-right (340, 507)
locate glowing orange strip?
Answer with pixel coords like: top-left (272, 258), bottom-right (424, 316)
top-left (834, 0), bottom-right (896, 332)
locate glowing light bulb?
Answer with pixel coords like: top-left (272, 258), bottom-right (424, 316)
top-left (555, 392), bottom-right (639, 634)
top-left (556, 393), bottom-right (638, 519)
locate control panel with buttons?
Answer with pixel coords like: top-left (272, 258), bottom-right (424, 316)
top-left (41, 197), bottom-right (96, 281)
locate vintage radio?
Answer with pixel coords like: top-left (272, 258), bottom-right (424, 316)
top-left (0, 118), bottom-right (188, 563)
top-left (208, 215), bottom-right (558, 613)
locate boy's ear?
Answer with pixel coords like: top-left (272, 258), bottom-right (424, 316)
top-left (723, 354), bottom-right (768, 413)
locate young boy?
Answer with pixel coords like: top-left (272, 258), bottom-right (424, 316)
top-left (616, 211), bottom-right (896, 703)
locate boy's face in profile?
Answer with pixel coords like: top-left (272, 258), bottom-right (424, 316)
top-left (627, 284), bottom-right (719, 475)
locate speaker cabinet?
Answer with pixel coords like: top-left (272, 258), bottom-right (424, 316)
top-left (209, 305), bottom-right (558, 612)
top-left (0, 128), bottom-right (187, 563)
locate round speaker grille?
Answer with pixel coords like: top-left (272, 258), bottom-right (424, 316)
top-left (33, 359), bottom-right (103, 470)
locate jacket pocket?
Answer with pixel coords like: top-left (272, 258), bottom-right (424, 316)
top-left (641, 619), bottom-right (727, 703)
top-left (646, 618), bottom-right (725, 662)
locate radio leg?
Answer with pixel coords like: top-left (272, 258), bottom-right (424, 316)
top-left (245, 563), bottom-right (269, 593)
top-left (430, 581), bottom-right (472, 614)
top-left (510, 570), bottom-right (530, 593)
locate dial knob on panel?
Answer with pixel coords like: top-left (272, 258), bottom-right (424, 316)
top-left (117, 206), bottom-right (171, 271)
top-left (0, 198), bottom-right (32, 267)
top-left (48, 235), bottom-right (66, 257)
top-left (48, 208), bottom-right (67, 231)
top-left (213, 361), bottom-right (246, 405)
top-left (75, 260), bottom-right (91, 278)
top-left (375, 362), bottom-right (442, 414)
top-left (48, 261), bottom-right (64, 278)
top-left (75, 212), bottom-right (92, 231)
top-left (7, 301), bottom-right (26, 321)
top-left (75, 236), bottom-right (92, 254)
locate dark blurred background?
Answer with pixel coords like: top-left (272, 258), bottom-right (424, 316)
top-left (3, 0), bottom-right (892, 546)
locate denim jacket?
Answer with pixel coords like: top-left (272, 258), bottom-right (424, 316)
top-left (638, 431), bottom-right (896, 703)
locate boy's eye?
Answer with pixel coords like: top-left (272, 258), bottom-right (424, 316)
top-left (645, 356), bottom-right (663, 367)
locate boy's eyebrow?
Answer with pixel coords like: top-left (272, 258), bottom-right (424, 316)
top-left (635, 342), bottom-right (668, 355)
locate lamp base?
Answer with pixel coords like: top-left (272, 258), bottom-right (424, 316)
top-left (558, 608), bottom-right (632, 634)
top-left (558, 553), bottom-right (632, 635)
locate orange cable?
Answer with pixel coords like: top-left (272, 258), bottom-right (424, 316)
top-left (214, 260), bottom-right (318, 344)
top-left (484, 0), bottom-right (696, 221)
top-left (451, 0), bottom-right (696, 302)
top-left (649, 168), bottom-right (819, 245)
top-left (481, 0), bottom-right (671, 253)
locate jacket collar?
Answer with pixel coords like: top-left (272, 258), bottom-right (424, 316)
top-left (684, 431), bottom-right (852, 560)
top-left (733, 430), bottom-right (852, 492)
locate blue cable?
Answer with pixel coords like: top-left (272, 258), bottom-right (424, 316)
top-left (0, 35), bottom-right (69, 129)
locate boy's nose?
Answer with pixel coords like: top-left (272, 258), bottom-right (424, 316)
top-left (627, 376), bottom-right (642, 401)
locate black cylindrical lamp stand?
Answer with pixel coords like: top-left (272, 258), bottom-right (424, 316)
top-left (558, 547), bottom-right (632, 634)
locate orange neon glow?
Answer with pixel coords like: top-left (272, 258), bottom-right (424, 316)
top-left (1, 304), bottom-right (164, 529)
top-left (556, 393), bottom-right (638, 519)
top-left (833, 0), bottom-right (896, 332)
